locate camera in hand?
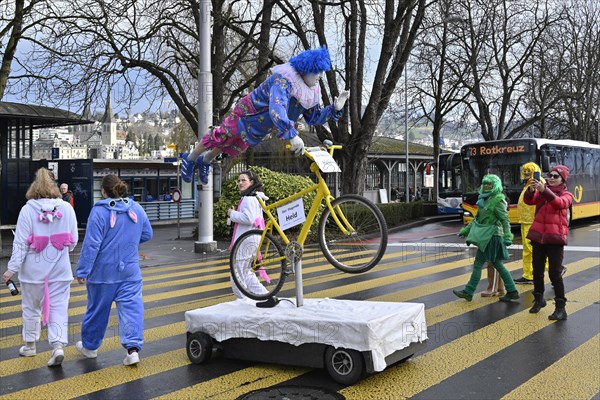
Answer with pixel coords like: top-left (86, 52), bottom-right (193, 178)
top-left (6, 279), bottom-right (19, 296)
top-left (533, 171), bottom-right (540, 181)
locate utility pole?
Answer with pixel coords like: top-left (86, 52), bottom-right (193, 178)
top-left (195, 0), bottom-right (216, 252)
top-left (405, 67), bottom-right (409, 204)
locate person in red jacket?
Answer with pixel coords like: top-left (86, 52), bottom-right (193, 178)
top-left (524, 165), bottom-right (573, 320)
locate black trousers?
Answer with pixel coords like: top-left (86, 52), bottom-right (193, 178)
top-left (531, 242), bottom-right (565, 299)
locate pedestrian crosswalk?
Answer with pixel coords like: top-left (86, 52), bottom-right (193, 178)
top-left (0, 245), bottom-right (598, 399)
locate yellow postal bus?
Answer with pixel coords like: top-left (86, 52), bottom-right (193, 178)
top-left (460, 138), bottom-right (600, 224)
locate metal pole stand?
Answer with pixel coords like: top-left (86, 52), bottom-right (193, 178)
top-left (285, 241), bottom-right (304, 307)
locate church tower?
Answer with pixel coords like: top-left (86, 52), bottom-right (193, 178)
top-left (71, 102), bottom-right (94, 144)
top-left (101, 90), bottom-right (117, 145)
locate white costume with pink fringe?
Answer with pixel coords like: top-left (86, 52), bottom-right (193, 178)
top-left (7, 198), bottom-right (78, 345)
top-left (229, 193), bottom-right (269, 299)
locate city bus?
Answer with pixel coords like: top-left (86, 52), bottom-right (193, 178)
top-left (460, 138), bottom-right (600, 224)
top-left (437, 152), bottom-right (462, 215)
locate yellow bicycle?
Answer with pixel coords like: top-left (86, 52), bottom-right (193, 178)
top-left (229, 141), bottom-right (388, 300)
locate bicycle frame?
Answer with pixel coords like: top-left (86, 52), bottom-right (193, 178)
top-left (251, 145), bottom-right (354, 269)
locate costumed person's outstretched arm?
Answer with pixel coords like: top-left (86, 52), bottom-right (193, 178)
top-left (302, 89), bottom-right (349, 126)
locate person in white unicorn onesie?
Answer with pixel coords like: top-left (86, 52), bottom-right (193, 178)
top-left (3, 167), bottom-right (78, 367)
top-left (227, 170), bottom-right (270, 299)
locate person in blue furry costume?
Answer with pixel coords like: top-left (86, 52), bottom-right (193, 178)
top-left (180, 47), bottom-right (349, 184)
top-left (74, 175), bottom-right (153, 366)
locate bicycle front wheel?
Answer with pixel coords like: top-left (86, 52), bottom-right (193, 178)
top-left (318, 195), bottom-right (388, 273)
top-left (229, 229), bottom-right (287, 300)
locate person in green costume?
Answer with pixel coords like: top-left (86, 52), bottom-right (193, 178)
top-left (454, 174), bottom-right (519, 302)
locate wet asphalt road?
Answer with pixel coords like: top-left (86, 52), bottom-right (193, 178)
top-left (1, 217), bottom-right (598, 399)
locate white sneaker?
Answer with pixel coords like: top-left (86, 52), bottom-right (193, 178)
top-left (48, 348), bottom-right (64, 367)
top-left (19, 345), bottom-right (36, 357)
top-left (76, 341), bottom-right (97, 358)
top-left (123, 351), bottom-right (140, 366)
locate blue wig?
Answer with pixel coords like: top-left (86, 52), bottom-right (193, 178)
top-left (289, 47), bottom-right (331, 75)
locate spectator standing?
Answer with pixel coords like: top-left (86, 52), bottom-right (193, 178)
top-left (514, 162), bottom-right (557, 284)
top-left (75, 174), bottom-right (153, 365)
top-left (524, 165), bottom-right (572, 320)
top-left (413, 187), bottom-right (422, 202)
top-left (60, 183), bottom-right (74, 207)
top-left (2, 168), bottom-right (78, 367)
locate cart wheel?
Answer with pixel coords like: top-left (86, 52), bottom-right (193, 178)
top-left (324, 346), bottom-right (365, 385)
top-left (186, 332), bottom-right (213, 364)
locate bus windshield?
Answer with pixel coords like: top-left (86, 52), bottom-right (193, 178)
top-left (461, 140), bottom-right (538, 196)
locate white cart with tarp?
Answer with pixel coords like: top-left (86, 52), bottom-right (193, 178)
top-left (185, 298), bottom-right (427, 384)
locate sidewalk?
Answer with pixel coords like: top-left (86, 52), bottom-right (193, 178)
top-left (1, 215), bottom-right (461, 270)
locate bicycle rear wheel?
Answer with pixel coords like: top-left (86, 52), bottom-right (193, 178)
top-left (229, 229), bottom-right (287, 300)
top-left (318, 195), bottom-right (387, 273)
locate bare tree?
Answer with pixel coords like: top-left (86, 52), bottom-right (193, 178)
top-left (451, 0), bottom-right (556, 141)
top-left (411, 0), bottom-right (470, 199)
top-left (5, 0), bottom-right (275, 133)
top-left (543, 2), bottom-right (600, 143)
top-left (0, 0), bottom-right (47, 99)
top-left (298, 0), bottom-right (426, 194)
top-left (6, 0), bottom-right (426, 194)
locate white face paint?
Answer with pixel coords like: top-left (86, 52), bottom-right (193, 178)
top-left (302, 72), bottom-right (322, 87)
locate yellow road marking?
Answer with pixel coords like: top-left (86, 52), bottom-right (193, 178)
top-left (339, 280), bottom-right (600, 399)
top-left (502, 333), bottom-right (600, 400)
top-left (0, 248), bottom-right (421, 324)
top-left (0, 258), bottom-right (597, 399)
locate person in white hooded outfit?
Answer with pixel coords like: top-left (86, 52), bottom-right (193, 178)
top-left (227, 170), bottom-right (269, 299)
top-left (2, 168), bottom-right (78, 367)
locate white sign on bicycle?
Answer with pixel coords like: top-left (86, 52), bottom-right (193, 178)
top-left (277, 198), bottom-right (306, 231)
top-left (307, 148), bottom-right (341, 173)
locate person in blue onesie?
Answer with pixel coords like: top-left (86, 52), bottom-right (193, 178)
top-left (180, 46), bottom-right (349, 184)
top-left (75, 174), bottom-right (153, 366)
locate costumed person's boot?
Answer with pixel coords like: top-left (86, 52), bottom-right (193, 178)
top-left (548, 297), bottom-right (567, 320)
top-left (499, 290), bottom-right (520, 302)
top-left (452, 289), bottom-right (473, 302)
top-left (529, 292), bottom-right (547, 314)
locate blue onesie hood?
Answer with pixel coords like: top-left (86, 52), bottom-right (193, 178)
top-left (75, 197), bottom-right (152, 283)
top-left (95, 197), bottom-right (140, 227)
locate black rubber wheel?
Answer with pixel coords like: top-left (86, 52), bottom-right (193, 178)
top-left (324, 346), bottom-right (365, 385)
top-left (319, 195), bottom-right (388, 273)
top-left (186, 332), bottom-right (213, 364)
top-left (230, 229), bottom-right (287, 300)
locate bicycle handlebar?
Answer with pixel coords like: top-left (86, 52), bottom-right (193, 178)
top-left (285, 141), bottom-right (342, 158)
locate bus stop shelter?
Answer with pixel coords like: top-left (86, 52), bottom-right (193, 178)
top-left (0, 101), bottom-right (91, 255)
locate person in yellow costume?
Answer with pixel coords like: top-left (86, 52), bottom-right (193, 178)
top-left (514, 162), bottom-right (564, 283)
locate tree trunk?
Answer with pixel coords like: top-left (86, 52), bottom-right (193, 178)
top-left (0, 0), bottom-right (25, 99)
